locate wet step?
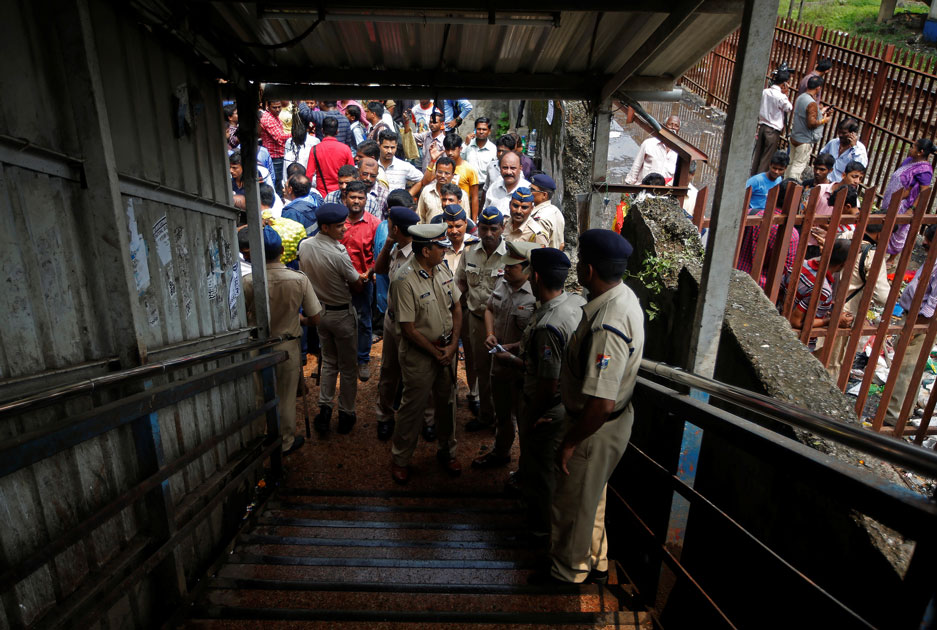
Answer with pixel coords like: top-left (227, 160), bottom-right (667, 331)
top-left (204, 581), bottom-right (626, 613)
top-left (186, 608), bottom-right (648, 629)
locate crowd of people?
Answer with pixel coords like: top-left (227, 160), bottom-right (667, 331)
top-left (739, 58), bottom-right (937, 424)
top-left (225, 96), bottom-right (644, 586)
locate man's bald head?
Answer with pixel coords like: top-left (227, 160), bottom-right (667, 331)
top-left (499, 151), bottom-right (521, 188)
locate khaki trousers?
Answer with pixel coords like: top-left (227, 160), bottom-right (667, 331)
top-left (273, 338), bottom-right (302, 452)
top-left (376, 320), bottom-right (401, 423)
top-left (886, 319), bottom-right (927, 422)
top-left (468, 314), bottom-right (495, 424)
top-left (317, 308), bottom-right (358, 414)
top-left (550, 406), bottom-right (634, 583)
top-left (517, 401), bottom-right (565, 535)
top-left (461, 309), bottom-right (478, 399)
top-left (785, 141), bottom-right (813, 181)
top-left (391, 342), bottom-right (457, 467)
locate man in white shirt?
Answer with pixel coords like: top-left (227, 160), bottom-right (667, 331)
top-left (751, 69), bottom-right (793, 176)
top-left (485, 152), bottom-right (530, 211)
top-left (818, 118), bottom-right (869, 183)
top-left (377, 129), bottom-right (424, 195)
top-left (463, 117), bottom-right (498, 192)
top-left (625, 116), bottom-right (681, 185)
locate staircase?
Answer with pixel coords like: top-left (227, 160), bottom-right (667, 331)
top-left (184, 486), bottom-right (649, 629)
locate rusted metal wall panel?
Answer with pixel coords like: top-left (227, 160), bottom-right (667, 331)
top-left (0, 1), bottom-right (260, 628)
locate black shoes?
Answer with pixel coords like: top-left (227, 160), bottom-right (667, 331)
top-left (314, 405), bottom-right (332, 435)
top-left (421, 423), bottom-right (437, 441)
top-left (377, 419), bottom-right (395, 441)
top-left (466, 396), bottom-right (480, 417)
top-left (337, 410), bottom-right (356, 434)
top-left (471, 451), bottom-right (510, 469)
top-left (283, 435), bottom-right (305, 456)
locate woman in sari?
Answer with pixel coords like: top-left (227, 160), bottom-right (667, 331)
top-left (885, 138), bottom-right (936, 260)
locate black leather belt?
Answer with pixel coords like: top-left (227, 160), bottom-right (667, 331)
top-left (323, 303), bottom-right (350, 311)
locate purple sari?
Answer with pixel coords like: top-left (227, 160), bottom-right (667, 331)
top-left (885, 157), bottom-right (934, 255)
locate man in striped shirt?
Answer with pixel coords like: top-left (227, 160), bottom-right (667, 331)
top-left (778, 240), bottom-right (853, 344)
top-left (260, 101), bottom-right (291, 194)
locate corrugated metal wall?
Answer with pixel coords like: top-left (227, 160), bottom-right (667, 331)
top-left (0, 1), bottom-right (266, 628)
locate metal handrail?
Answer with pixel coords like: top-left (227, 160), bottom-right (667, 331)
top-left (0, 335), bottom-right (285, 418)
top-left (641, 359), bottom-right (937, 480)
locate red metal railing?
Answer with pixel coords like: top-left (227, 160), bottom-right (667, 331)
top-left (694, 184), bottom-right (937, 446)
top-left (681, 17), bottom-right (937, 215)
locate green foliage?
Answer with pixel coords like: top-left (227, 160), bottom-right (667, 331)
top-left (624, 253), bottom-right (679, 321)
top-left (496, 112), bottom-right (510, 137)
top-left (777, 0), bottom-right (933, 56)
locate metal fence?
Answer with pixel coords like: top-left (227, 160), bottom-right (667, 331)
top-left (680, 17), bottom-right (937, 214)
top-left (692, 182), bottom-right (937, 446)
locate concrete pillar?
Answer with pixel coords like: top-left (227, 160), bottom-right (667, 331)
top-left (588, 98), bottom-right (613, 231)
top-left (925, 0), bottom-right (937, 43)
top-left (685, 0), bottom-right (780, 378)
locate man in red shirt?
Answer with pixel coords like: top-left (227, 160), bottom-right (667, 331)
top-left (259, 101), bottom-right (290, 193)
top-left (308, 116), bottom-right (355, 198)
top-left (341, 180), bottom-right (380, 381)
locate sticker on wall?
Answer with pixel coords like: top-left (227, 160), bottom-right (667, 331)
top-left (127, 199), bottom-right (150, 295)
top-left (153, 215), bottom-right (172, 266)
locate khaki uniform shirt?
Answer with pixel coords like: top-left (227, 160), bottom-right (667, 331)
top-left (504, 214), bottom-right (550, 246)
top-left (530, 201), bottom-right (565, 249)
top-left (560, 283), bottom-right (644, 414)
top-left (385, 241), bottom-right (414, 318)
top-left (444, 235), bottom-right (479, 275)
top-left (243, 263), bottom-right (323, 339)
top-left (297, 232), bottom-right (359, 305)
top-left (455, 239), bottom-right (507, 316)
top-left (521, 292), bottom-right (585, 398)
top-left (391, 260), bottom-right (462, 344)
top-left (487, 278), bottom-right (536, 346)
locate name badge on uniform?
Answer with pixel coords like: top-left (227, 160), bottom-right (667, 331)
top-left (420, 291), bottom-right (431, 299)
top-left (419, 269), bottom-right (430, 279)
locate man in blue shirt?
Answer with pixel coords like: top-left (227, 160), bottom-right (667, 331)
top-left (443, 100), bottom-right (473, 131)
top-left (298, 101), bottom-right (356, 152)
top-left (745, 151), bottom-right (789, 212)
top-left (818, 118), bottom-right (869, 183)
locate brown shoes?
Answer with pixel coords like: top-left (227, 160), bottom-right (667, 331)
top-left (391, 463), bottom-right (410, 484)
top-left (436, 451), bottom-right (462, 477)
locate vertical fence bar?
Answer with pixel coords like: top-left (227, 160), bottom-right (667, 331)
top-left (799, 189), bottom-right (847, 345)
top-left (782, 186), bottom-right (820, 319)
top-left (748, 185), bottom-right (782, 283)
top-left (894, 315), bottom-right (937, 438)
top-left (914, 370), bottom-right (937, 445)
top-left (764, 184), bottom-right (801, 303)
top-left (816, 192), bottom-right (874, 366)
top-left (874, 229), bottom-right (937, 433)
top-left (853, 193), bottom-right (929, 421)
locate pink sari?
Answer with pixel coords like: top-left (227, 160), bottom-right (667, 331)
top-left (885, 157), bottom-right (934, 255)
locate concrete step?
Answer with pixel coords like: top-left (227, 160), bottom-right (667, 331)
top-left (235, 538), bottom-right (536, 562)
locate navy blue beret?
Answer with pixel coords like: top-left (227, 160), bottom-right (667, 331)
top-left (531, 173), bottom-right (556, 191)
top-left (263, 225), bottom-right (282, 250)
top-left (477, 207), bottom-right (504, 225)
top-left (530, 247), bottom-right (570, 272)
top-left (317, 202), bottom-right (349, 225)
top-left (388, 205), bottom-right (419, 228)
top-left (578, 229), bottom-right (633, 264)
top-left (442, 204), bottom-right (467, 222)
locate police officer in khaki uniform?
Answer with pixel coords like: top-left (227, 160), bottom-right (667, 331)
top-left (504, 188), bottom-right (550, 246)
top-left (472, 240), bottom-right (538, 469)
top-left (455, 207), bottom-right (507, 431)
top-left (297, 203), bottom-right (370, 435)
top-left (515, 248), bottom-right (585, 538)
top-left (243, 226), bottom-right (323, 454)
top-left (532, 230), bottom-right (644, 585)
top-left (529, 173), bottom-right (566, 250)
top-left (374, 206), bottom-right (420, 441)
top-left (390, 223), bottom-right (463, 484)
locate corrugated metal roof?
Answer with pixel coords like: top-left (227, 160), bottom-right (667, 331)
top-left (130, 2), bottom-right (743, 99)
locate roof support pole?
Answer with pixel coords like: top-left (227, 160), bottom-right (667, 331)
top-left (657, 0), bottom-right (779, 607)
top-left (53, 0), bottom-right (147, 368)
top-left (587, 98), bottom-right (612, 231)
top-left (685, 0), bottom-right (778, 378)
top-left (235, 89), bottom-right (272, 339)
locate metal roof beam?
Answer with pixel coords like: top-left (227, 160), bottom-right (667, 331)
top-left (599, 0), bottom-right (706, 103)
top-left (261, 83), bottom-right (595, 101)
top-left (215, 1), bottom-right (743, 14)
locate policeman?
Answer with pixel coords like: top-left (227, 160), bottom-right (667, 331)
top-left (535, 229), bottom-right (645, 585)
top-left (390, 223), bottom-right (462, 484)
top-left (455, 207), bottom-right (507, 429)
top-left (529, 173), bottom-right (566, 250)
top-left (472, 240), bottom-right (538, 470)
top-left (297, 203), bottom-right (370, 435)
top-left (374, 206), bottom-right (421, 441)
top-left (243, 226), bottom-right (323, 454)
top-left (504, 187), bottom-right (549, 246)
top-left (516, 248), bottom-right (585, 538)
